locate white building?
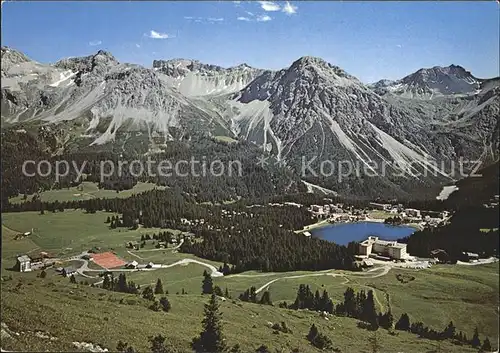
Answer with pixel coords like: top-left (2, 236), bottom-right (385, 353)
top-left (16, 255), bottom-right (32, 272)
top-left (405, 208), bottom-right (421, 218)
top-left (358, 236), bottom-right (408, 260)
top-left (369, 202), bottom-right (392, 211)
top-left (126, 260), bottom-right (139, 269)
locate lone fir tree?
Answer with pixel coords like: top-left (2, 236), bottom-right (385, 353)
top-left (192, 293), bottom-right (227, 353)
top-left (154, 278), bottom-right (164, 294)
top-left (201, 270), bottom-right (213, 295)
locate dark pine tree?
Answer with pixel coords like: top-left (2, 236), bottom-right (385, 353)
top-left (343, 287), bottom-right (356, 317)
top-left (442, 321), bottom-right (456, 340)
top-left (149, 300), bottom-right (161, 312)
top-left (361, 290), bottom-right (378, 329)
top-left (471, 327), bottom-right (481, 348)
top-left (159, 297), bottom-right (171, 312)
top-left (149, 334), bottom-right (176, 353)
top-left (259, 291), bottom-right (272, 306)
top-left (117, 273), bottom-right (128, 293)
top-left (213, 285), bottom-right (224, 297)
top-left (395, 313), bottom-right (411, 331)
top-left (192, 293), bottom-right (227, 353)
top-left (306, 324), bottom-right (319, 342)
top-left (255, 345), bottom-right (270, 353)
top-left (202, 270), bottom-right (214, 295)
top-left (155, 278), bottom-right (164, 294)
top-left (142, 286), bottom-right (155, 301)
top-left (481, 337), bottom-right (492, 352)
top-left (116, 341), bottom-right (136, 353)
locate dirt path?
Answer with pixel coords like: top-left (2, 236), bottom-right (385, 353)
top-left (127, 250), bottom-right (143, 259)
top-left (457, 257), bottom-right (498, 266)
top-left (253, 266), bottom-right (391, 294)
top-left (157, 259), bottom-right (223, 277)
top-left (78, 257), bottom-right (223, 285)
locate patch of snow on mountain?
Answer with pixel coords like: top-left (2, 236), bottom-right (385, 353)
top-left (49, 70), bottom-right (76, 87)
top-left (436, 185), bottom-right (459, 200)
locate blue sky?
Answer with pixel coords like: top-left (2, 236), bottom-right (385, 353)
top-left (2, 1), bottom-right (499, 83)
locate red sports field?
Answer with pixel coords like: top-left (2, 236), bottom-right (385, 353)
top-left (92, 252), bottom-right (126, 269)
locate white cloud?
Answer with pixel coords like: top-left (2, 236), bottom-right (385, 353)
top-left (232, 1), bottom-right (241, 3)
top-left (257, 14), bottom-right (272, 22)
top-left (258, 1), bottom-right (280, 12)
top-left (89, 40), bottom-right (102, 46)
top-left (185, 16), bottom-right (224, 24)
top-left (282, 1), bottom-right (297, 15)
top-left (136, 44), bottom-right (141, 48)
top-left (148, 30), bottom-right (172, 39)
top-left (237, 16), bottom-right (252, 21)
top-left (396, 44), bottom-right (403, 48)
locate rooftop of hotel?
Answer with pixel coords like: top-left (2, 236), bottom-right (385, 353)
top-left (360, 236), bottom-right (407, 249)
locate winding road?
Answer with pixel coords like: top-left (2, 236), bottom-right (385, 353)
top-left (251, 266), bottom-right (391, 294)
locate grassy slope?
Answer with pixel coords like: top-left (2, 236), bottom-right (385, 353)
top-left (1, 211), bottom-right (498, 351)
top-left (1, 271), bottom-right (478, 353)
top-left (2, 210), bottom-right (163, 257)
top-left (8, 182), bottom-right (164, 204)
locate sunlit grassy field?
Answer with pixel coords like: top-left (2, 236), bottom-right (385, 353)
top-left (8, 181), bottom-right (164, 204)
top-left (1, 210), bottom-right (498, 352)
top-left (1, 270), bottom-right (480, 353)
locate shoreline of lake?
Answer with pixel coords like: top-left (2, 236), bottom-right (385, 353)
top-left (298, 219), bottom-right (422, 234)
top-left (310, 221), bottom-right (418, 246)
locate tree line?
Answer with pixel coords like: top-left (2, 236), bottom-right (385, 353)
top-left (5, 188), bottom-right (357, 273)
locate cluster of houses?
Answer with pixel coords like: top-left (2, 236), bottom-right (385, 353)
top-left (483, 194), bottom-right (499, 209)
top-left (310, 203), bottom-right (346, 217)
top-left (124, 260), bottom-right (155, 269)
top-left (309, 203), bottom-right (367, 223)
top-left (308, 202), bottom-right (450, 228)
top-left (14, 229), bottom-right (34, 240)
top-left (369, 202), bottom-right (450, 224)
top-left (15, 252), bottom-right (57, 272)
top-left (355, 236), bottom-right (482, 266)
top-left (55, 267), bottom-right (77, 277)
top-left (180, 218), bottom-right (205, 226)
top-left (220, 210), bottom-right (254, 219)
top-left (430, 249), bottom-right (480, 263)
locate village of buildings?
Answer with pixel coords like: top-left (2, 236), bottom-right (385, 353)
top-left (13, 230), bottom-right (194, 276)
top-left (12, 200), bottom-right (494, 277)
top-left (300, 201), bottom-right (488, 270)
top-left (307, 202), bottom-right (451, 229)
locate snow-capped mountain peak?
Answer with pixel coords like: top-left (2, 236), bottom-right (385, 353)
top-left (153, 58), bottom-right (263, 97)
top-left (371, 64), bottom-right (482, 99)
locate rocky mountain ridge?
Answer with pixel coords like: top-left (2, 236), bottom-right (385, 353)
top-left (1, 46), bottom-right (498, 198)
top-left (371, 64), bottom-right (483, 99)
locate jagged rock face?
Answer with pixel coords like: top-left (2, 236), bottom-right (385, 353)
top-left (153, 58), bottom-right (263, 97)
top-left (1, 47), bottom-right (31, 76)
top-left (228, 56), bottom-right (499, 196)
top-left (371, 65), bottom-right (481, 99)
top-left (55, 50), bottom-right (119, 74)
top-left (1, 48), bottom-right (498, 198)
top-left (1, 49), bottom-right (218, 145)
